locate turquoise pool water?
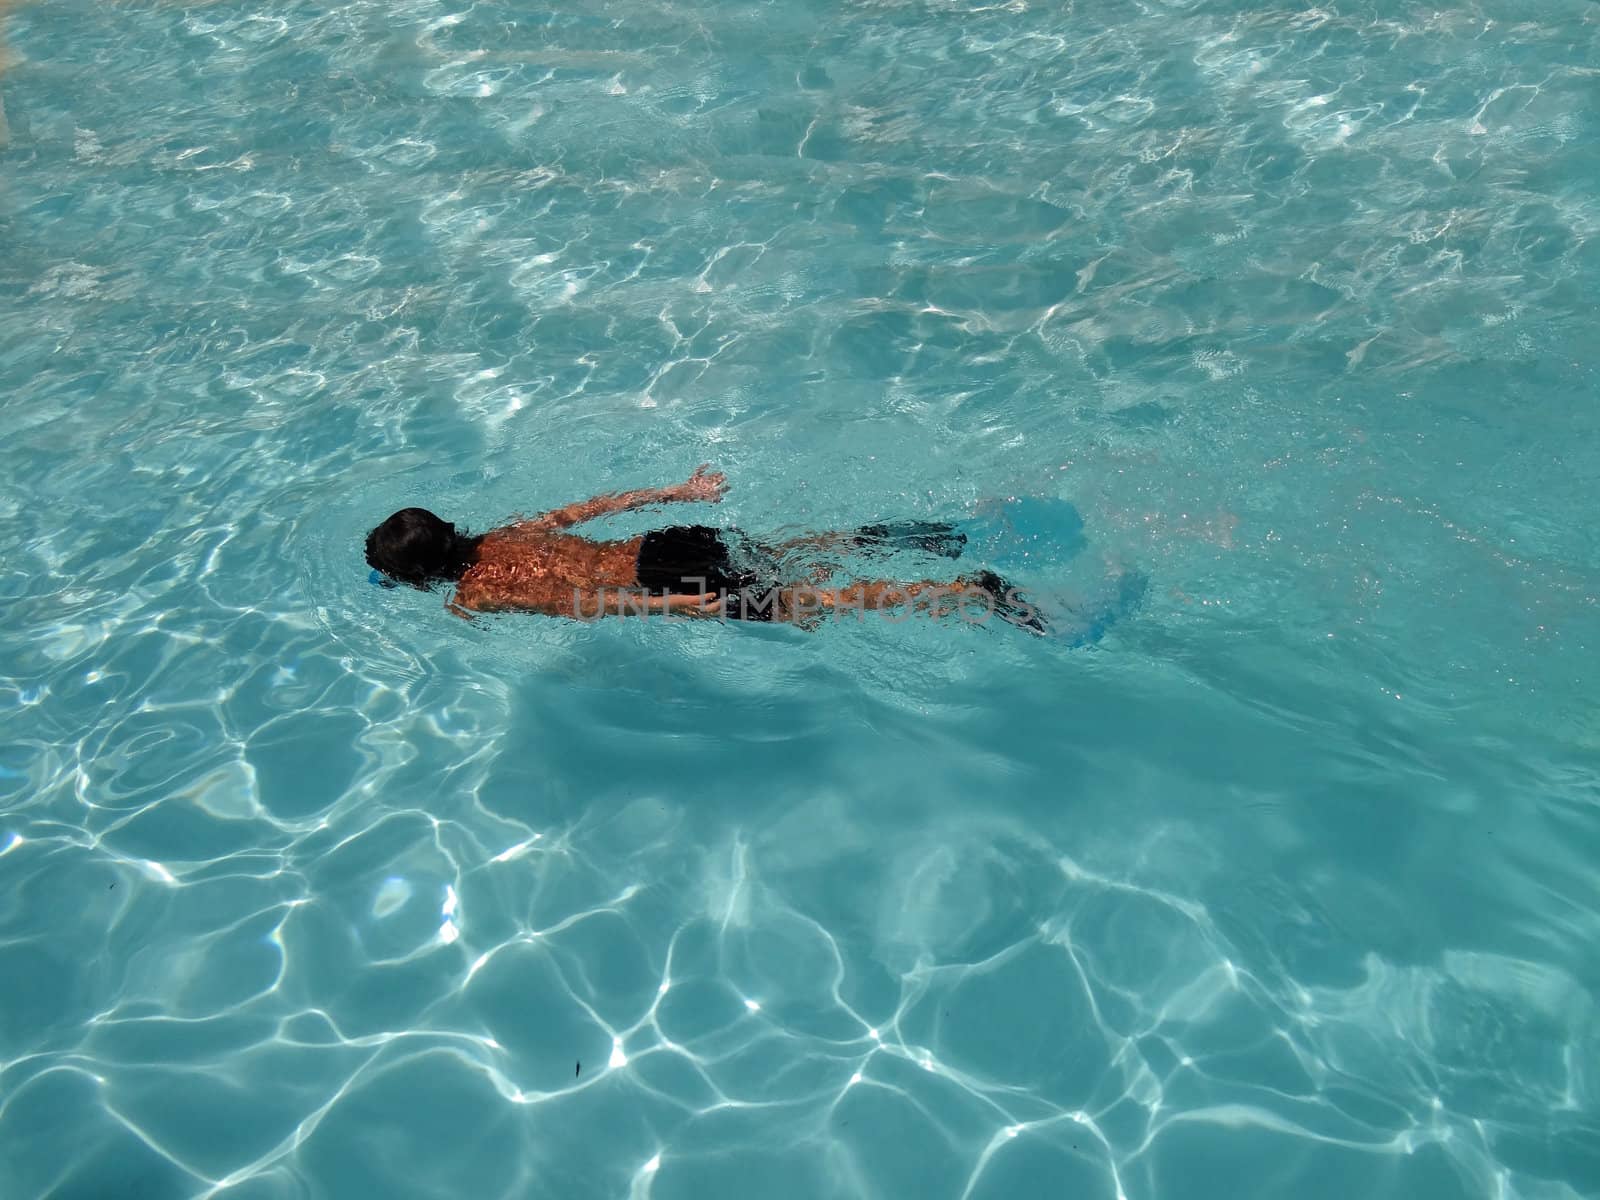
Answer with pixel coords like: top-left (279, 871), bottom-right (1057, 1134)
top-left (3, 1), bottom-right (1598, 1196)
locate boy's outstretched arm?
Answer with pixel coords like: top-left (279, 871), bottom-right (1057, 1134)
top-left (513, 464), bottom-right (728, 532)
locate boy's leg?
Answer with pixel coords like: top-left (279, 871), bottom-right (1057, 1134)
top-left (760, 521), bottom-right (966, 560)
top-left (778, 578), bottom-right (991, 623)
top-left (761, 531), bottom-right (863, 557)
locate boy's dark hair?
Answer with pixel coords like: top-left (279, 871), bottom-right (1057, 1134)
top-left (365, 508), bottom-right (480, 589)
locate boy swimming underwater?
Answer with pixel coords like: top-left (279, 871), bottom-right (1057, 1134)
top-left (365, 465), bottom-right (1047, 632)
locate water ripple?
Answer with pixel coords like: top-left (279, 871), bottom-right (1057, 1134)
top-left (3, 0), bottom-right (1599, 1196)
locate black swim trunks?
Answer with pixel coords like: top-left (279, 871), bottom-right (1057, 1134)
top-left (635, 525), bottom-right (777, 622)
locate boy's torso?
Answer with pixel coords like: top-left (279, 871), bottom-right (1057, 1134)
top-left (455, 529), bottom-right (644, 613)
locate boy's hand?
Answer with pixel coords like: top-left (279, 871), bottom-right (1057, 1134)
top-left (672, 464), bottom-right (728, 503)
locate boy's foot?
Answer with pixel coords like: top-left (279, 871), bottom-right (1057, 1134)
top-left (968, 569), bottom-right (1051, 636)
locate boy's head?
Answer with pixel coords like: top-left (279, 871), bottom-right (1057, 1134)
top-left (365, 508), bottom-right (476, 588)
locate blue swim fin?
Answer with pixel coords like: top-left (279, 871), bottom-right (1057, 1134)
top-left (962, 496), bottom-right (1087, 573)
top-left (1053, 568), bottom-right (1149, 647)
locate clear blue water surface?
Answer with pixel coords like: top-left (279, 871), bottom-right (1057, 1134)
top-left (2, 1), bottom-right (1598, 1197)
